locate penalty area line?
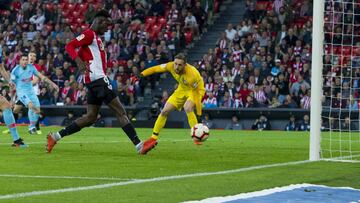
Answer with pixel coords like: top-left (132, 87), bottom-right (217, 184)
top-left (0, 174), bottom-right (136, 181)
top-left (0, 160), bottom-right (311, 200)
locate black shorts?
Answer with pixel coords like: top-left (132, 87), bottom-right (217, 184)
top-left (15, 100), bottom-right (24, 106)
top-left (86, 77), bottom-right (117, 106)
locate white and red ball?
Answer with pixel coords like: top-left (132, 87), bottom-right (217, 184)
top-left (191, 123), bottom-right (210, 142)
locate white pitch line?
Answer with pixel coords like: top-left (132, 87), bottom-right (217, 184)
top-left (0, 160), bottom-right (311, 200)
top-left (0, 174), bottom-right (136, 181)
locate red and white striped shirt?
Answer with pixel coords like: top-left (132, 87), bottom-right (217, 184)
top-left (234, 98), bottom-right (243, 108)
top-left (248, 82), bottom-right (255, 90)
top-left (254, 90), bottom-right (267, 104)
top-left (65, 29), bottom-right (107, 84)
top-left (205, 83), bottom-right (215, 92)
top-left (301, 95), bottom-right (311, 109)
top-left (203, 97), bottom-right (217, 106)
top-left (219, 39), bottom-right (227, 50)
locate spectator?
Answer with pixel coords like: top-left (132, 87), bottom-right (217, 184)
top-left (184, 11), bottom-right (199, 39)
top-left (29, 9), bottom-right (46, 31)
top-left (341, 117), bottom-right (356, 132)
top-left (203, 91), bottom-right (217, 108)
top-left (192, 1), bottom-right (207, 34)
top-left (149, 0), bottom-right (165, 16)
top-left (202, 113), bottom-right (215, 129)
top-left (298, 114), bottom-right (310, 131)
top-left (61, 111), bottom-right (76, 126)
top-left (225, 115), bottom-right (243, 130)
top-left (285, 115), bottom-right (298, 131)
top-left (252, 115), bottom-right (271, 131)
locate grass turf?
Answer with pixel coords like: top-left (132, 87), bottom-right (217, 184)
top-left (0, 127), bottom-right (359, 202)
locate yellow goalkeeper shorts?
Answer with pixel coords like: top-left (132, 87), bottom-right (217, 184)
top-left (167, 88), bottom-right (196, 111)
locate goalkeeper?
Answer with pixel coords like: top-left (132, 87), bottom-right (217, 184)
top-left (140, 53), bottom-right (205, 153)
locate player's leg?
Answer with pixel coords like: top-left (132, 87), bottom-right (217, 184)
top-left (139, 101), bottom-right (177, 154)
top-left (27, 101), bottom-right (40, 134)
top-left (2, 102), bottom-right (22, 134)
top-left (106, 97), bottom-right (143, 152)
top-left (0, 96), bottom-right (27, 147)
top-left (152, 101), bottom-right (177, 139)
top-left (184, 100), bottom-right (202, 145)
top-left (30, 94), bottom-right (42, 134)
top-left (46, 104), bottom-right (101, 153)
top-left (35, 111), bottom-right (45, 134)
top-left (183, 100), bottom-right (198, 128)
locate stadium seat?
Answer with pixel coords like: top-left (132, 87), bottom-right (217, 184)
top-left (184, 31), bottom-right (193, 45)
top-left (157, 17), bottom-right (167, 28)
top-left (146, 16), bottom-right (157, 26)
top-left (67, 3), bottom-right (75, 11)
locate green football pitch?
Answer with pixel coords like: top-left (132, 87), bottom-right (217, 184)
top-left (0, 127), bottom-right (359, 202)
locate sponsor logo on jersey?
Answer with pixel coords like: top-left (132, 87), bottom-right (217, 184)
top-left (76, 34), bottom-right (85, 41)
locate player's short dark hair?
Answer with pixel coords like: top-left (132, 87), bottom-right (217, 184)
top-left (174, 53), bottom-right (187, 64)
top-left (94, 9), bottom-right (111, 19)
top-left (20, 54), bottom-right (28, 58)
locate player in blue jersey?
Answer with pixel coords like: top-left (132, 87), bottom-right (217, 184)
top-left (0, 55), bottom-right (27, 147)
top-left (11, 55), bottom-right (59, 134)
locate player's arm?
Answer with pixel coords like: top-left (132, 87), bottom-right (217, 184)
top-left (32, 67), bottom-right (59, 92)
top-left (0, 62), bottom-right (10, 81)
top-left (65, 30), bottom-right (94, 73)
top-left (140, 62), bottom-right (171, 77)
top-left (32, 76), bottom-right (40, 85)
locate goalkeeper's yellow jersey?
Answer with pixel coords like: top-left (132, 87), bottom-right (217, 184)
top-left (141, 61), bottom-right (205, 115)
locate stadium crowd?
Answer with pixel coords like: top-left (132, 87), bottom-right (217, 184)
top-left (199, 0), bottom-right (315, 110)
top-left (0, 0), bottom-right (217, 107)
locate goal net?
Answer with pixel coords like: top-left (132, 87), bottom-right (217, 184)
top-left (311, 0), bottom-right (360, 161)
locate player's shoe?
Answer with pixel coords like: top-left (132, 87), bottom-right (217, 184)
top-left (36, 130), bottom-right (42, 135)
top-left (2, 129), bottom-right (10, 134)
top-left (139, 137), bottom-right (157, 155)
top-left (46, 132), bottom-right (57, 153)
top-left (12, 138), bottom-right (28, 148)
top-left (193, 140), bottom-right (203, 145)
top-left (28, 128), bottom-right (37, 135)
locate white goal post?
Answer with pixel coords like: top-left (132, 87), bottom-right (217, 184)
top-left (309, 0), bottom-right (324, 161)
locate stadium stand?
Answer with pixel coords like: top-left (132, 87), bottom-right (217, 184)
top-left (0, 0), bottom-right (220, 107)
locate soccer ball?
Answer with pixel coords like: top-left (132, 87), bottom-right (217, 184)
top-left (191, 123), bottom-right (210, 142)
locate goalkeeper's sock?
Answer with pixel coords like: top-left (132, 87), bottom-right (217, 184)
top-left (151, 133), bottom-right (159, 140)
top-left (3, 108), bottom-right (20, 141)
top-left (59, 122), bottom-right (81, 137)
top-left (122, 123), bottom-right (141, 145)
top-left (186, 111), bottom-right (198, 128)
top-left (153, 114), bottom-right (167, 137)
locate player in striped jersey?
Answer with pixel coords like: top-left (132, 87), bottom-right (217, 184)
top-left (46, 10), bottom-right (153, 155)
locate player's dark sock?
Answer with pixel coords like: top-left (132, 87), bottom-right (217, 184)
top-left (59, 122), bottom-right (81, 137)
top-left (35, 120), bottom-right (40, 130)
top-left (13, 113), bottom-right (18, 121)
top-left (122, 123), bottom-right (141, 145)
top-left (36, 115), bottom-right (45, 130)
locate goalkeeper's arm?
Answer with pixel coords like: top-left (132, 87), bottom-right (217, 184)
top-left (140, 63), bottom-right (169, 77)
